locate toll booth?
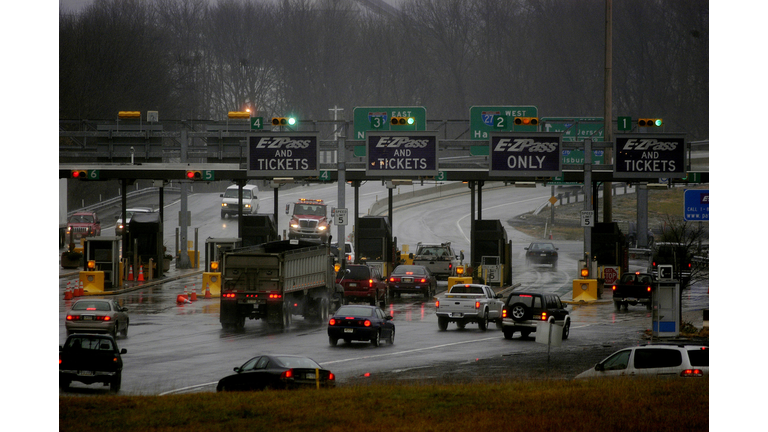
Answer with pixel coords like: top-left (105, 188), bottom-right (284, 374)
top-left (652, 265), bottom-right (680, 337)
top-left (355, 216), bottom-right (396, 277)
top-left (83, 236), bottom-right (121, 289)
top-left (591, 222), bottom-right (628, 273)
top-left (471, 220), bottom-right (512, 286)
top-left (240, 214), bottom-right (278, 247)
top-left (204, 238), bottom-right (241, 272)
top-left (126, 212), bottom-right (164, 278)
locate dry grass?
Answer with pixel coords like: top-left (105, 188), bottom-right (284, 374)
top-left (60, 378), bottom-right (708, 432)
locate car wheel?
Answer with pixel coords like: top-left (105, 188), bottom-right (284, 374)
top-left (120, 320), bottom-right (128, 337)
top-left (613, 301), bottom-right (622, 311)
top-left (388, 327), bottom-right (395, 345)
top-left (478, 312), bottom-right (488, 331)
top-left (371, 330), bottom-right (381, 347)
top-left (510, 302), bottom-right (530, 322)
top-left (110, 372), bottom-right (121, 393)
top-left (562, 320), bottom-right (570, 340)
top-left (438, 316), bottom-right (449, 331)
top-left (329, 336), bottom-right (338, 347)
top-left (503, 328), bottom-right (514, 340)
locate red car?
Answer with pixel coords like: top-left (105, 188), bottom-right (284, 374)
top-left (337, 264), bottom-right (387, 308)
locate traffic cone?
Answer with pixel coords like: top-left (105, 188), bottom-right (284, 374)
top-left (64, 282), bottom-right (73, 300)
top-left (190, 283), bottom-right (197, 301)
top-left (204, 283), bottom-right (211, 299)
top-left (76, 280), bottom-right (84, 297)
top-left (127, 265), bottom-right (134, 281)
top-left (138, 265), bottom-right (145, 282)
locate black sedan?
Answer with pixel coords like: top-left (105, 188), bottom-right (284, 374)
top-left (328, 305), bottom-right (395, 347)
top-left (216, 355), bottom-right (335, 392)
top-left (524, 242), bottom-right (559, 269)
top-left (387, 264), bottom-right (437, 299)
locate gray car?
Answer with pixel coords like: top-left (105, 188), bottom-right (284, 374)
top-left (65, 299), bottom-right (129, 338)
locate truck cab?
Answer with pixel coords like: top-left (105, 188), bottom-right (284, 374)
top-left (286, 198), bottom-right (331, 243)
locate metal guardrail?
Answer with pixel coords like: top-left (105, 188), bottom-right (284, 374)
top-left (68, 186), bottom-right (181, 217)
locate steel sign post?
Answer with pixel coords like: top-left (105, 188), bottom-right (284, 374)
top-left (488, 132), bottom-right (562, 178)
top-left (247, 132), bottom-right (320, 177)
top-left (366, 131), bottom-right (438, 177)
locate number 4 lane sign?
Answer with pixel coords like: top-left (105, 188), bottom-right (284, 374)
top-left (581, 210), bottom-right (595, 227)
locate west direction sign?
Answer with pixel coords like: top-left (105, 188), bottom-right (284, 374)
top-left (469, 105), bottom-right (539, 140)
top-left (366, 131), bottom-right (438, 177)
top-left (614, 134), bottom-right (686, 179)
top-left (247, 132), bottom-right (320, 177)
top-left (489, 132), bottom-right (562, 178)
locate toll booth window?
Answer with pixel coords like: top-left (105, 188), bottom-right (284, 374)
top-left (634, 349), bottom-right (682, 369)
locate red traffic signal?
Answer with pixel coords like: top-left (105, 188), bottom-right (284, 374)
top-left (71, 170), bottom-right (87, 179)
top-left (186, 170), bottom-right (202, 180)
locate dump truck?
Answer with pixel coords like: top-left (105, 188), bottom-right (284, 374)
top-left (219, 240), bottom-right (343, 331)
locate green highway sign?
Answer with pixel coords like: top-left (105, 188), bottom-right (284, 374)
top-left (541, 117), bottom-right (604, 185)
top-left (353, 106), bottom-right (427, 140)
top-left (617, 116), bottom-right (632, 131)
top-left (319, 170), bottom-right (331, 182)
top-left (469, 105), bottom-right (539, 140)
top-left (250, 117), bottom-right (264, 130)
top-left (87, 170), bottom-right (100, 180)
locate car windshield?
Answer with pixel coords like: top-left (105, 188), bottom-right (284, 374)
top-left (336, 306), bottom-right (374, 317)
top-left (393, 266), bottom-right (426, 276)
top-left (72, 301), bottom-right (111, 311)
top-left (345, 266), bottom-right (370, 279)
top-left (69, 214), bottom-right (94, 223)
top-left (223, 189), bottom-right (252, 199)
top-left (530, 243), bottom-right (555, 251)
top-left (295, 204), bottom-right (324, 216)
top-left (274, 356), bottom-right (321, 369)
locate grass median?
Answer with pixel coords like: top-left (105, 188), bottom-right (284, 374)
top-left (60, 378), bottom-right (707, 431)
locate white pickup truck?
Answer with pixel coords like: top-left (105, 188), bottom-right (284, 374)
top-left (435, 284), bottom-right (504, 331)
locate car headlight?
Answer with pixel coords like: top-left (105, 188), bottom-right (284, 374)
top-left (221, 203), bottom-right (227, 208)
top-left (244, 204), bottom-right (251, 209)
top-left (318, 225), bottom-right (328, 231)
top-left (290, 223), bottom-right (300, 229)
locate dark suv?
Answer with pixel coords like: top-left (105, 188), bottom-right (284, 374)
top-left (501, 292), bottom-right (570, 340)
top-left (59, 333), bottom-right (126, 392)
top-left (337, 264), bottom-right (387, 307)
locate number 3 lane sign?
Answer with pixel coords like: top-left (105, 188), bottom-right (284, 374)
top-left (581, 210), bottom-right (595, 227)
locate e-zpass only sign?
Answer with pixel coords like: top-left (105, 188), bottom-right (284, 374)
top-left (489, 132), bottom-right (562, 177)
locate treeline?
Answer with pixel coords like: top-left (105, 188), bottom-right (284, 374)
top-left (59, 0), bottom-right (708, 140)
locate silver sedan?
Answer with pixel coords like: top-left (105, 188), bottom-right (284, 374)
top-left (65, 299), bottom-right (129, 338)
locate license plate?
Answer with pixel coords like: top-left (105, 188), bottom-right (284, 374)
top-left (349, 283), bottom-right (357, 287)
top-left (344, 328), bottom-right (354, 333)
top-left (83, 315), bottom-right (94, 321)
top-left (451, 313), bottom-right (463, 318)
top-left (540, 253), bottom-right (547, 257)
top-left (306, 373), bottom-right (316, 379)
top-left (402, 277), bottom-right (413, 283)
top-left (79, 371), bottom-right (94, 376)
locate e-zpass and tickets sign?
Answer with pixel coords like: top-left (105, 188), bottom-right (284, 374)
top-left (247, 133), bottom-right (319, 177)
top-left (366, 131), bottom-right (438, 177)
top-left (489, 132), bottom-right (562, 177)
top-left (614, 134), bottom-right (686, 179)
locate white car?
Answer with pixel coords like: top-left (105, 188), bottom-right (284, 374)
top-left (115, 207), bottom-right (154, 236)
top-left (575, 344), bottom-right (709, 379)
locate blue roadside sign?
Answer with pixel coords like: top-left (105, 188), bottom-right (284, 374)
top-left (683, 189), bottom-right (709, 221)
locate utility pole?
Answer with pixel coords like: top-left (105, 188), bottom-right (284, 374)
top-left (330, 106), bottom-right (346, 251)
top-left (603, 0), bottom-right (613, 223)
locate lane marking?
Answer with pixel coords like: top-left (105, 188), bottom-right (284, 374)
top-left (321, 336), bottom-right (500, 365)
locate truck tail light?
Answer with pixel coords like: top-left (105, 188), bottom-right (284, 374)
top-left (475, 301), bottom-right (480, 309)
top-left (647, 286), bottom-right (652, 292)
top-left (612, 285), bottom-right (617, 291)
top-left (540, 312), bottom-right (547, 321)
top-left (502, 309), bottom-right (507, 318)
top-left (435, 300), bottom-right (440, 308)
top-left (680, 369), bottom-right (703, 377)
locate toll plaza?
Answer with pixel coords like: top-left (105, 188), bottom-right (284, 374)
top-left (60, 113), bottom-right (706, 291)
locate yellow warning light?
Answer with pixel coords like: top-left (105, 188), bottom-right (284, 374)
top-left (580, 267), bottom-right (589, 278)
top-left (210, 261), bottom-right (219, 271)
top-left (456, 266), bottom-right (465, 275)
top-left (87, 260), bottom-right (96, 270)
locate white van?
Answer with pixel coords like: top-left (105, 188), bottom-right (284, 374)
top-left (220, 184), bottom-right (259, 218)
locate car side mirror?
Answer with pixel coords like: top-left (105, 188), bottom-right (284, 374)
top-left (496, 293), bottom-right (503, 299)
top-left (120, 349), bottom-right (127, 354)
top-left (234, 367), bottom-right (242, 373)
top-left (386, 315), bottom-right (393, 320)
top-left (220, 193), bottom-right (224, 197)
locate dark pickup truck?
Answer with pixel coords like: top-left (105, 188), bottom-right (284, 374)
top-left (611, 272), bottom-right (655, 311)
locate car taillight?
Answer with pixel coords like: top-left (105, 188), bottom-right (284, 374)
top-left (328, 372), bottom-right (335, 381)
top-left (475, 301), bottom-right (480, 309)
top-left (390, 277), bottom-right (399, 283)
top-left (436, 300), bottom-right (440, 308)
top-left (681, 369), bottom-right (703, 377)
top-left (329, 318), bottom-right (336, 326)
top-left (419, 278), bottom-right (427, 283)
top-left (364, 320), bottom-right (371, 327)
top-left (612, 285), bottom-right (617, 291)
top-left (281, 369), bottom-right (294, 380)
top-left (502, 309), bottom-right (507, 318)
top-left (541, 312), bottom-right (548, 321)
top-left (66, 315), bottom-right (76, 321)
top-left (646, 286), bottom-right (652, 292)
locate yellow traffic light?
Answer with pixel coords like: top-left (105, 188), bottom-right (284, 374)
top-left (514, 117), bottom-right (539, 126)
top-left (228, 111), bottom-right (250, 119)
top-left (390, 116), bottom-right (415, 126)
top-left (638, 118), bottom-right (663, 127)
top-left (186, 170), bottom-right (202, 180)
top-left (118, 111), bottom-right (141, 119)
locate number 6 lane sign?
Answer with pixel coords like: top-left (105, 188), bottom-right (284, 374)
top-left (580, 210), bottom-right (595, 227)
